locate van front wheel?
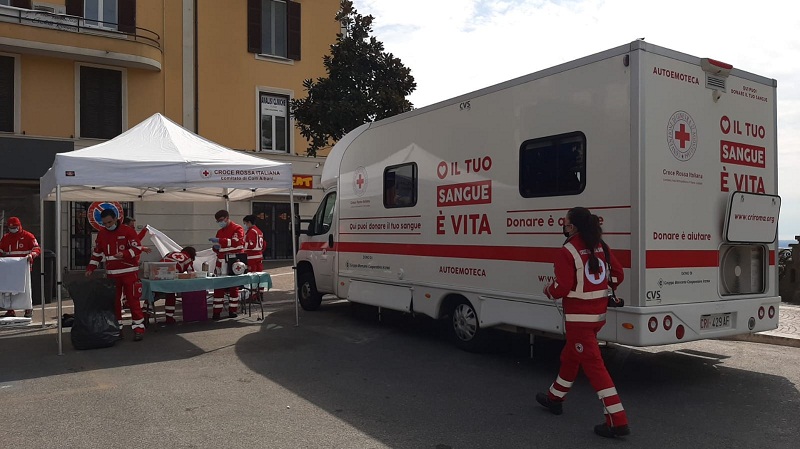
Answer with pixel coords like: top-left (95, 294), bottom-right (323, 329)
top-left (298, 271), bottom-right (323, 311)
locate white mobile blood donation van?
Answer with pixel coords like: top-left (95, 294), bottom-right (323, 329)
top-left (296, 40), bottom-right (781, 350)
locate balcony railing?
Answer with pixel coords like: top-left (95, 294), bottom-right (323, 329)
top-left (0, 5), bottom-right (161, 50)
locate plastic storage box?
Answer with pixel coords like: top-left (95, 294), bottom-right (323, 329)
top-left (143, 262), bottom-right (177, 280)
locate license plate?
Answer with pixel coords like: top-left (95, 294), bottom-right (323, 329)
top-left (700, 313), bottom-right (732, 330)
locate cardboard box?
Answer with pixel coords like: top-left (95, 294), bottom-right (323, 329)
top-left (143, 262), bottom-right (177, 280)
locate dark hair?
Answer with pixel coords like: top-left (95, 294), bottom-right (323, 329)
top-left (100, 209), bottom-right (117, 219)
top-left (214, 210), bottom-right (229, 220)
top-left (243, 214), bottom-right (256, 224)
top-left (182, 246), bottom-right (197, 260)
top-left (567, 207), bottom-right (602, 273)
top-left (123, 216), bottom-right (135, 225)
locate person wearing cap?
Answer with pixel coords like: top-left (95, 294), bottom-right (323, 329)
top-left (0, 217), bottom-right (41, 318)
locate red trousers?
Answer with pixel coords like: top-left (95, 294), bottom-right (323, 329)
top-left (248, 260), bottom-right (263, 273)
top-left (547, 322), bottom-right (628, 427)
top-left (213, 287), bottom-right (239, 315)
top-left (112, 273), bottom-right (145, 334)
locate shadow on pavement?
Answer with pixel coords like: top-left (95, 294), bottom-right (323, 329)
top-left (233, 301), bottom-right (800, 448)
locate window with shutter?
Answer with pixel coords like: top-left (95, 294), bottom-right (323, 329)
top-left (79, 66), bottom-right (123, 139)
top-left (0, 56), bottom-right (14, 133)
top-left (249, 0), bottom-right (300, 61)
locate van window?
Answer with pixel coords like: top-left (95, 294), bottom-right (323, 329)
top-left (313, 192), bottom-right (336, 235)
top-left (384, 163), bottom-right (417, 208)
top-left (519, 132), bottom-right (586, 197)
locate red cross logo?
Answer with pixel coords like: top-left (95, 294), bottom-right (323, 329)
top-left (201, 170), bottom-right (210, 178)
top-left (353, 166), bottom-right (368, 197)
top-left (674, 123), bottom-right (691, 149)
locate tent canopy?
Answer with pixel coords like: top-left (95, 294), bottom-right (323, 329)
top-left (40, 113), bottom-right (292, 202)
top-left (38, 112), bottom-right (299, 355)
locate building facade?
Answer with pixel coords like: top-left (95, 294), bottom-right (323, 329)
top-left (0, 0), bottom-right (339, 272)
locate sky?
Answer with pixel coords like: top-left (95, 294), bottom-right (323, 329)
top-left (351, 0), bottom-right (800, 240)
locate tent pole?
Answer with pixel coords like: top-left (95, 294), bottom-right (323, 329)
top-left (40, 195), bottom-right (45, 328)
top-left (56, 186), bottom-right (63, 355)
top-left (290, 187), bottom-right (298, 327)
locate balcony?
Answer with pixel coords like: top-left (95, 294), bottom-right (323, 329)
top-left (0, 5), bottom-right (161, 71)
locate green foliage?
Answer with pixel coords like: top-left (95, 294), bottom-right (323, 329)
top-left (290, 0), bottom-right (416, 156)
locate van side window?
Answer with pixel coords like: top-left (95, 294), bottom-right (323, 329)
top-left (384, 163), bottom-right (417, 208)
top-left (314, 192), bottom-right (337, 235)
top-left (519, 132), bottom-right (586, 198)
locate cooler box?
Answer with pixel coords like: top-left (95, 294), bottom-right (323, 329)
top-left (181, 290), bottom-right (208, 322)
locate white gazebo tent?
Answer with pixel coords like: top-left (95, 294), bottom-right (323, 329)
top-left (39, 113), bottom-right (298, 354)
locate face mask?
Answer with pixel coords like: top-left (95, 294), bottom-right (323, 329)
top-left (105, 223), bottom-right (117, 231)
top-left (9, 227), bottom-right (19, 233)
top-left (562, 225), bottom-right (570, 238)
top-left (244, 224), bottom-right (251, 231)
top-left (217, 220), bottom-right (227, 228)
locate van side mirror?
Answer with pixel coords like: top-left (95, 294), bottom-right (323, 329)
top-left (295, 217), bottom-right (313, 236)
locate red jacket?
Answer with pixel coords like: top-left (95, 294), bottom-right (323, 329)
top-left (87, 224), bottom-right (143, 278)
top-left (161, 251), bottom-right (194, 273)
top-left (545, 234), bottom-right (624, 324)
top-left (0, 221), bottom-right (41, 270)
top-left (244, 226), bottom-right (265, 262)
top-left (214, 221), bottom-right (244, 272)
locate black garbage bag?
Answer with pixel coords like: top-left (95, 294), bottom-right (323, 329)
top-left (66, 278), bottom-right (120, 350)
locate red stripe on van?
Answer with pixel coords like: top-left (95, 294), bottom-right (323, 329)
top-left (646, 250), bottom-right (719, 268)
top-left (303, 242), bottom-right (633, 268)
top-left (301, 243), bottom-right (773, 270)
top-left (646, 250), bottom-right (776, 268)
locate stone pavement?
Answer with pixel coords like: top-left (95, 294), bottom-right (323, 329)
top-left (726, 303), bottom-right (800, 348)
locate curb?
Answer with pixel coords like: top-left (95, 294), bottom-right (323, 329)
top-left (721, 332), bottom-right (800, 348)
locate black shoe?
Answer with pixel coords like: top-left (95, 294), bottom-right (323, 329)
top-left (133, 333), bottom-right (144, 342)
top-left (536, 393), bottom-right (563, 415)
top-left (228, 312), bottom-right (238, 319)
top-left (24, 309), bottom-right (33, 318)
top-left (594, 423), bottom-right (630, 438)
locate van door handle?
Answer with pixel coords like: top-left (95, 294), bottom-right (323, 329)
top-left (328, 234), bottom-right (334, 248)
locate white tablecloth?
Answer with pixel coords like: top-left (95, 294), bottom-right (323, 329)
top-left (0, 257), bottom-right (32, 310)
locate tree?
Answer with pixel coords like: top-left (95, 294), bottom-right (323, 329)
top-left (290, 0), bottom-right (416, 156)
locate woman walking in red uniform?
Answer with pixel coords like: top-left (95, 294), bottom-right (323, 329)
top-left (536, 207), bottom-right (630, 438)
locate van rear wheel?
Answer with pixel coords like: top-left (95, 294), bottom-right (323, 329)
top-left (298, 271), bottom-right (323, 311)
top-left (449, 300), bottom-right (488, 352)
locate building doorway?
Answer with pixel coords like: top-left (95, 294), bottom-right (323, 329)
top-left (252, 202), bottom-right (298, 260)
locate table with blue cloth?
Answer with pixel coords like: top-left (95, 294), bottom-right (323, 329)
top-left (141, 272), bottom-right (272, 322)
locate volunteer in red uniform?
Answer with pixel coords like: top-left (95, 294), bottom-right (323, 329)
top-left (242, 215), bottom-right (265, 273)
top-left (85, 209), bottom-right (146, 341)
top-left (209, 210), bottom-right (244, 319)
top-left (122, 216), bottom-right (153, 318)
top-left (0, 217), bottom-right (41, 318)
top-left (536, 207), bottom-right (630, 438)
top-left (160, 247), bottom-right (196, 324)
